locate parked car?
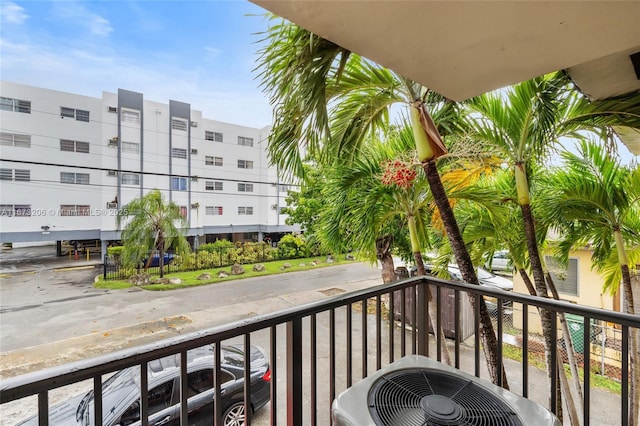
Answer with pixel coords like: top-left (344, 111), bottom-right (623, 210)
top-left (17, 344), bottom-right (271, 426)
top-left (416, 264), bottom-right (513, 314)
top-left (143, 253), bottom-right (175, 267)
top-left (486, 250), bottom-right (512, 273)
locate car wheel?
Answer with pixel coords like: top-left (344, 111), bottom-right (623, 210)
top-left (223, 401), bottom-right (245, 426)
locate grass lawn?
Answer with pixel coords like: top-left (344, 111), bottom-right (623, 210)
top-left (96, 256), bottom-right (356, 291)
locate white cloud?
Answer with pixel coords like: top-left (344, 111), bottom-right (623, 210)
top-left (204, 46), bottom-right (222, 59)
top-left (52, 1), bottom-right (113, 37)
top-left (0, 1), bottom-right (28, 24)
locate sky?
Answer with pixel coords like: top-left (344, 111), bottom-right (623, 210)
top-left (0, 0), bottom-right (637, 164)
top-left (0, 0), bottom-right (275, 128)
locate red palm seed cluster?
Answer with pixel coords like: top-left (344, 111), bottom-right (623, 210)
top-left (380, 159), bottom-right (417, 189)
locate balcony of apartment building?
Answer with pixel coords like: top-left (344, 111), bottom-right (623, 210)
top-left (1, 272), bottom-right (638, 425)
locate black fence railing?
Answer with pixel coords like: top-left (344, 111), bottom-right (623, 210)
top-left (103, 244), bottom-right (311, 280)
top-left (2, 275), bottom-right (638, 425)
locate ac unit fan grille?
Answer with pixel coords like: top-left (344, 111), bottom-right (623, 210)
top-left (368, 368), bottom-right (523, 426)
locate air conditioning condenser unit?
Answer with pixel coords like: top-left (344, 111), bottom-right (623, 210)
top-left (332, 355), bottom-right (560, 426)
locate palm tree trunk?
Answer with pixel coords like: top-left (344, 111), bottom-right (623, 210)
top-left (423, 159), bottom-right (508, 388)
top-left (376, 235), bottom-right (396, 284)
top-left (517, 166), bottom-right (559, 410)
top-left (616, 230), bottom-right (639, 426)
top-left (411, 244), bottom-right (452, 366)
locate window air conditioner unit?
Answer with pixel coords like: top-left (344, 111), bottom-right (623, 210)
top-left (107, 170), bottom-right (117, 177)
top-left (108, 137), bottom-right (118, 147)
top-left (106, 202), bottom-right (118, 209)
top-left (271, 204), bottom-right (278, 210)
top-left (332, 355), bottom-right (560, 426)
top-left (191, 148), bottom-right (198, 154)
top-left (108, 106), bottom-right (117, 113)
top-left (191, 176), bottom-right (198, 182)
top-left (190, 121), bottom-right (198, 127)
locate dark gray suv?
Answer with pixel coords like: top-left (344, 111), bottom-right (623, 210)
top-left (17, 344), bottom-right (271, 426)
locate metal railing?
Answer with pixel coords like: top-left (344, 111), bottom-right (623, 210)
top-left (1, 275), bottom-right (638, 425)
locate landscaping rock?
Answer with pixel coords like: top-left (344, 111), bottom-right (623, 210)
top-left (153, 278), bottom-right (169, 284)
top-left (310, 261), bottom-right (318, 266)
top-left (282, 262), bottom-right (292, 269)
top-left (129, 274), bottom-right (151, 286)
top-left (299, 263), bottom-right (306, 267)
top-left (253, 264), bottom-right (265, 272)
top-left (197, 273), bottom-right (211, 280)
top-left (231, 264), bottom-right (245, 275)
top-left (327, 255), bottom-right (334, 263)
top-left (218, 271), bottom-right (229, 278)
top-left (169, 278), bottom-right (182, 285)
top-left (345, 253), bottom-right (355, 261)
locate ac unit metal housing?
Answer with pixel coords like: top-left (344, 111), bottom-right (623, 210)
top-left (332, 355), bottom-right (560, 426)
top-left (108, 106), bottom-right (117, 113)
top-left (107, 170), bottom-right (117, 177)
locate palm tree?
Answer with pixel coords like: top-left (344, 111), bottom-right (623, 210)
top-left (256, 18), bottom-right (506, 386)
top-left (318, 127), bottom-right (453, 365)
top-left (116, 190), bottom-right (191, 278)
top-left (540, 141), bottom-right (640, 425)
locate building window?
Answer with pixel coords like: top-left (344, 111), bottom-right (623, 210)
top-left (121, 109), bottom-right (140, 124)
top-left (121, 141), bottom-right (140, 154)
top-left (1, 97), bottom-right (31, 113)
top-left (121, 173), bottom-right (141, 185)
top-left (545, 256), bottom-right (579, 296)
top-left (0, 169), bottom-right (30, 181)
top-left (205, 180), bottom-right (223, 191)
top-left (0, 204), bottom-right (32, 217)
top-left (237, 183), bottom-right (253, 192)
top-left (171, 177), bottom-right (187, 191)
top-left (14, 169), bottom-right (30, 181)
top-left (60, 139), bottom-right (90, 153)
top-left (238, 206), bottom-right (253, 215)
top-left (205, 131), bottom-right (223, 142)
top-left (171, 118), bottom-right (187, 131)
top-left (60, 172), bottom-right (90, 185)
top-left (60, 205), bottom-right (90, 216)
top-left (205, 156), bottom-right (223, 166)
top-left (237, 160), bottom-right (253, 169)
top-left (0, 169), bottom-right (11, 180)
top-left (60, 107), bottom-right (90, 122)
top-left (206, 206), bottom-right (223, 216)
top-left (238, 136), bottom-right (254, 147)
top-left (172, 148), bottom-right (187, 159)
top-left (0, 132), bottom-right (31, 148)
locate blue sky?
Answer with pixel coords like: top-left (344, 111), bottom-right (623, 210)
top-left (0, 0), bottom-right (274, 127)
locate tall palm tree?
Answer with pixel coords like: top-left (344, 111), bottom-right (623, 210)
top-left (256, 18), bottom-right (506, 385)
top-left (540, 141), bottom-right (640, 425)
top-left (116, 190), bottom-right (191, 278)
top-left (318, 127), bottom-right (453, 365)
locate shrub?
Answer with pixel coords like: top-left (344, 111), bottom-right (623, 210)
top-left (277, 234), bottom-right (306, 259)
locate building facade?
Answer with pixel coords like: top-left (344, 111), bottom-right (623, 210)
top-left (0, 81), bottom-right (299, 257)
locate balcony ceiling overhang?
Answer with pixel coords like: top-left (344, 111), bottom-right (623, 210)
top-left (251, 0), bottom-right (640, 154)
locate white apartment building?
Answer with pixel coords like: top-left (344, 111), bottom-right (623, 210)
top-left (0, 81), bottom-right (299, 257)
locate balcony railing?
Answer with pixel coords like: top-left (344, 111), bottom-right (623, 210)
top-left (1, 275), bottom-right (638, 425)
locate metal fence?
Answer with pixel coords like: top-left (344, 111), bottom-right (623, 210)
top-left (103, 244), bottom-right (312, 281)
top-left (2, 275), bottom-right (638, 425)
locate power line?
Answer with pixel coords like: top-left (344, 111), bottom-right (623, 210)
top-left (0, 158), bottom-right (299, 187)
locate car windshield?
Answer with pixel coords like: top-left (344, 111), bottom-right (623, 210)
top-left (78, 367), bottom-right (140, 425)
top-left (477, 268), bottom-right (494, 280)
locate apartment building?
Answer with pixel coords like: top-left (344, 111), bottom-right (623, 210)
top-left (0, 81), bottom-right (299, 257)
